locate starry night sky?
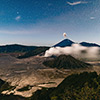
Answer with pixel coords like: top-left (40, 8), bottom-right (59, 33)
top-left (0, 0), bottom-right (100, 46)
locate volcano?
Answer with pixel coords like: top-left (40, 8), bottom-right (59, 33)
top-left (53, 39), bottom-right (100, 47)
top-left (53, 39), bottom-right (74, 47)
top-left (43, 55), bottom-right (92, 69)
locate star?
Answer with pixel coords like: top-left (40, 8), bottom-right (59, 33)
top-left (17, 12), bottom-right (19, 14)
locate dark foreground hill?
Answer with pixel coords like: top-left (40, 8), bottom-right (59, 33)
top-left (0, 94), bottom-right (25, 100)
top-left (43, 55), bottom-right (91, 69)
top-left (1, 72), bottom-right (100, 100)
top-left (31, 72), bottom-right (100, 100)
top-left (0, 79), bottom-right (25, 100)
top-left (18, 47), bottom-right (49, 59)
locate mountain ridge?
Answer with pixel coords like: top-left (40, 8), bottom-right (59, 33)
top-left (80, 42), bottom-right (100, 47)
top-left (0, 44), bottom-right (49, 53)
top-left (0, 44), bottom-right (37, 53)
top-left (53, 39), bottom-right (74, 47)
top-left (53, 39), bottom-right (100, 47)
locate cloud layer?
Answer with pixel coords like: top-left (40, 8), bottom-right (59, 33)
top-left (44, 44), bottom-right (100, 60)
top-left (67, 1), bottom-right (88, 6)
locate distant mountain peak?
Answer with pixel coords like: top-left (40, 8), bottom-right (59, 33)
top-left (80, 42), bottom-right (100, 47)
top-left (53, 39), bottom-right (74, 47)
top-left (53, 39), bottom-right (100, 47)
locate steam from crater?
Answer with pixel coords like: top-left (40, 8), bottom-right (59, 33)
top-left (44, 43), bottom-right (100, 60)
top-left (63, 33), bottom-right (67, 38)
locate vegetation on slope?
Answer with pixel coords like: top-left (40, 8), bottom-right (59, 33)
top-left (43, 55), bottom-right (92, 69)
top-left (30, 72), bottom-right (100, 100)
top-left (0, 94), bottom-right (26, 100)
top-left (17, 85), bottom-right (32, 92)
top-left (0, 44), bottom-right (37, 53)
top-left (0, 79), bottom-right (25, 100)
top-left (1, 72), bottom-right (100, 100)
top-left (0, 79), bottom-right (15, 92)
top-left (18, 47), bottom-right (49, 59)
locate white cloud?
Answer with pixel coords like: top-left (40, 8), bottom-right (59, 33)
top-left (90, 17), bottom-right (95, 20)
top-left (67, 1), bottom-right (88, 6)
top-left (15, 16), bottom-right (21, 21)
top-left (44, 44), bottom-right (100, 59)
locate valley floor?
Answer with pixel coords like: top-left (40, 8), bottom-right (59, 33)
top-left (0, 54), bottom-right (100, 97)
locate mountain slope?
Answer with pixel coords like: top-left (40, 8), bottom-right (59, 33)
top-left (53, 39), bottom-right (100, 47)
top-left (0, 79), bottom-right (26, 100)
top-left (50, 72), bottom-right (99, 100)
top-left (53, 39), bottom-right (74, 47)
top-left (43, 55), bottom-right (91, 69)
top-left (30, 72), bottom-right (100, 100)
top-left (0, 79), bottom-right (5, 89)
top-left (80, 42), bottom-right (100, 47)
top-left (18, 47), bottom-right (49, 59)
top-left (0, 44), bottom-right (37, 53)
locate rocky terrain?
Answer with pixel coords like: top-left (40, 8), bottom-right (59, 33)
top-left (0, 54), bottom-right (99, 98)
top-left (43, 55), bottom-right (92, 69)
top-left (0, 54), bottom-right (66, 97)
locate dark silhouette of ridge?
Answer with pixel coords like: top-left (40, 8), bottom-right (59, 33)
top-left (0, 44), bottom-right (37, 53)
top-left (18, 47), bottom-right (49, 59)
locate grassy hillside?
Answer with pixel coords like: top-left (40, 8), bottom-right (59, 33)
top-left (43, 55), bottom-right (92, 69)
top-left (0, 44), bottom-right (37, 53)
top-left (0, 94), bottom-right (26, 100)
top-left (18, 47), bottom-right (49, 59)
top-left (0, 79), bottom-right (14, 92)
top-left (50, 72), bottom-right (100, 100)
top-left (0, 79), bottom-right (26, 100)
top-left (31, 72), bottom-right (100, 100)
top-left (0, 72), bottom-right (100, 100)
